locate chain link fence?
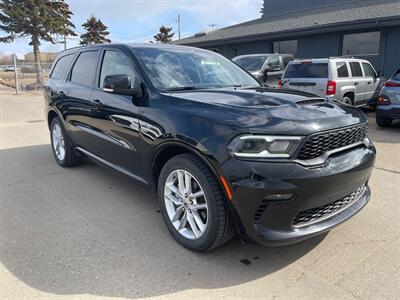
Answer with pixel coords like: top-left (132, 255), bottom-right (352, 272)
top-left (0, 61), bottom-right (53, 94)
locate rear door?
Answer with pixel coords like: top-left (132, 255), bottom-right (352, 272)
top-left (59, 50), bottom-right (100, 151)
top-left (361, 62), bottom-right (380, 101)
top-left (349, 61), bottom-right (367, 104)
top-left (282, 62), bottom-right (329, 97)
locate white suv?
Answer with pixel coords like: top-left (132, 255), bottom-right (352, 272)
top-left (280, 58), bottom-right (383, 106)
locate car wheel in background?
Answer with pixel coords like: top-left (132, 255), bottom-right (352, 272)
top-left (50, 117), bottom-right (82, 167)
top-left (376, 116), bottom-right (392, 127)
top-left (158, 153), bottom-right (234, 251)
top-left (342, 96), bottom-right (353, 105)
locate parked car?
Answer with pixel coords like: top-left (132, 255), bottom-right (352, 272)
top-left (232, 53), bottom-right (294, 87)
top-left (280, 58), bottom-right (383, 106)
top-left (45, 44), bottom-right (375, 251)
top-left (4, 65), bottom-right (15, 72)
top-left (375, 68), bottom-right (400, 127)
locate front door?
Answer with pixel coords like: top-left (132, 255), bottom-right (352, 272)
top-left (88, 49), bottom-right (143, 179)
top-left (362, 62), bottom-right (381, 101)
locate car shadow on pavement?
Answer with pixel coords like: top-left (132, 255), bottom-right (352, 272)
top-left (1, 144), bottom-right (326, 298)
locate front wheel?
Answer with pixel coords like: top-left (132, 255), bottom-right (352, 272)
top-left (158, 154), bottom-right (234, 251)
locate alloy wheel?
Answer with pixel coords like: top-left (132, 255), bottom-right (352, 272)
top-left (52, 123), bottom-right (66, 161)
top-left (164, 169), bottom-right (208, 240)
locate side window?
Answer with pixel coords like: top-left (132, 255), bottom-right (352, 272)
top-left (99, 51), bottom-right (136, 88)
top-left (349, 62), bottom-right (363, 77)
top-left (70, 51), bottom-right (99, 86)
top-left (50, 54), bottom-right (74, 79)
top-left (362, 63), bottom-right (376, 77)
top-left (283, 56), bottom-right (294, 68)
top-left (336, 62), bottom-right (349, 78)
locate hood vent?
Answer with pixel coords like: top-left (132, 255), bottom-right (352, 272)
top-left (295, 98), bottom-right (326, 105)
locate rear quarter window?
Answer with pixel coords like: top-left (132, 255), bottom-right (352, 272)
top-left (284, 63), bottom-right (328, 78)
top-left (50, 54), bottom-right (74, 80)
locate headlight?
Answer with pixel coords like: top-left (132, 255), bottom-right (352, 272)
top-left (227, 135), bottom-right (303, 158)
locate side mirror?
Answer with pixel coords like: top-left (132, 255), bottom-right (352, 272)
top-left (377, 71), bottom-right (384, 77)
top-left (266, 65), bottom-right (281, 72)
top-left (103, 74), bottom-right (142, 97)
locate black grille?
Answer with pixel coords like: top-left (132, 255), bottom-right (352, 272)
top-left (297, 123), bottom-right (368, 160)
top-left (292, 185), bottom-right (365, 227)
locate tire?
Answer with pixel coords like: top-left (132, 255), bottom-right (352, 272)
top-left (158, 153), bottom-right (234, 251)
top-left (376, 116), bottom-right (392, 127)
top-left (342, 96), bottom-right (353, 105)
top-left (50, 117), bottom-right (82, 167)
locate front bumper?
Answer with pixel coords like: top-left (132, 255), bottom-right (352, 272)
top-left (222, 143), bottom-right (376, 246)
top-left (376, 104), bottom-right (400, 119)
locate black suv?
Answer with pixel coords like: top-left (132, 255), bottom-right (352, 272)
top-left (45, 44), bottom-right (375, 251)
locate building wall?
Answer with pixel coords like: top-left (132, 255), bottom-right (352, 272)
top-left (382, 26), bottom-right (400, 76)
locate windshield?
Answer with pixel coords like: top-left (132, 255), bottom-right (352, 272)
top-left (233, 55), bottom-right (270, 72)
top-left (133, 47), bottom-right (260, 91)
top-left (284, 63), bottom-right (328, 79)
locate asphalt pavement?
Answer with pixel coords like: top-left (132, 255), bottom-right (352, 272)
top-left (0, 92), bottom-right (399, 299)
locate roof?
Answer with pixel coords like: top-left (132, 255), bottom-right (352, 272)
top-left (175, 0), bottom-right (400, 46)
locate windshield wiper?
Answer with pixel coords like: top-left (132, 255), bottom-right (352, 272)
top-left (163, 86), bottom-right (200, 92)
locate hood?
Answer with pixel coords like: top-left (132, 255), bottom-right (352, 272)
top-left (164, 87), bottom-right (367, 135)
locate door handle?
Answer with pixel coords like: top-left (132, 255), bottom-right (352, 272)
top-left (91, 99), bottom-right (103, 106)
top-left (354, 82), bottom-right (359, 86)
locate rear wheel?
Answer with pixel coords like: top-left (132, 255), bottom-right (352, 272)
top-left (50, 117), bottom-right (82, 167)
top-left (376, 116), bottom-right (392, 127)
top-left (158, 154), bottom-right (234, 251)
top-left (342, 96), bottom-right (353, 105)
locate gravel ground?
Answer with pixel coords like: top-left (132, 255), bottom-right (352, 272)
top-left (1, 92), bottom-right (399, 299)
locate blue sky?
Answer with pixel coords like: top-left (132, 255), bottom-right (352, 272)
top-left (0, 0), bottom-right (262, 56)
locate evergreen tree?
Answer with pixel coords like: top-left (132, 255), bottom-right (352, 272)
top-left (80, 16), bottom-right (111, 45)
top-left (154, 26), bottom-right (175, 43)
top-left (0, 0), bottom-right (76, 85)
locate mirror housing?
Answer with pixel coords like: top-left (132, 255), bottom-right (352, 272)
top-left (103, 74), bottom-right (142, 97)
top-left (377, 70), bottom-right (384, 77)
top-left (266, 65), bottom-right (281, 72)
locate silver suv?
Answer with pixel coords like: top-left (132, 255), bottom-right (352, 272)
top-left (281, 58), bottom-right (383, 106)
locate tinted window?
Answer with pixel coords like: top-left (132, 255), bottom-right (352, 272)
top-left (50, 54), bottom-right (74, 79)
top-left (362, 63), bottom-right (375, 77)
top-left (283, 56), bottom-right (294, 68)
top-left (336, 62), bottom-right (349, 78)
top-left (70, 51), bottom-right (99, 86)
top-left (342, 31), bottom-right (380, 56)
top-left (233, 55), bottom-right (269, 72)
top-left (350, 62), bottom-right (363, 77)
top-left (392, 69), bottom-right (400, 81)
top-left (284, 63), bottom-right (328, 78)
top-left (273, 40), bottom-right (298, 55)
top-left (99, 51), bottom-right (135, 88)
top-left (134, 47), bottom-right (259, 91)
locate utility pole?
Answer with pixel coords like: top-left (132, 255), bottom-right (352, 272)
top-left (13, 53), bottom-right (19, 94)
top-left (177, 14), bottom-right (181, 40)
top-left (209, 24), bottom-right (217, 29)
top-left (64, 35), bottom-right (67, 50)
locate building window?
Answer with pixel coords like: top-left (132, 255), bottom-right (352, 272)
top-left (273, 40), bottom-right (297, 55)
top-left (342, 31), bottom-right (380, 56)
